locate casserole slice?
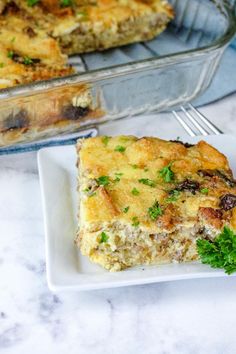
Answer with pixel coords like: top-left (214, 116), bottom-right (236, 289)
top-left (76, 136), bottom-right (236, 271)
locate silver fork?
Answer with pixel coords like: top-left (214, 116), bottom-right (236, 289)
top-left (172, 103), bottom-right (223, 136)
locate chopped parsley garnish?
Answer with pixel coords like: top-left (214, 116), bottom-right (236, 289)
top-left (114, 145), bottom-right (126, 153)
top-left (0, 63), bottom-right (4, 68)
top-left (100, 232), bottom-right (109, 243)
top-left (144, 167), bottom-right (149, 172)
top-left (123, 206), bottom-right (130, 213)
top-left (132, 217), bottom-right (140, 227)
top-left (7, 51), bottom-right (14, 59)
top-left (23, 56), bottom-right (33, 65)
top-left (148, 201), bottom-right (163, 220)
top-left (11, 37), bottom-right (16, 43)
top-left (166, 190), bottom-right (180, 203)
top-left (27, 0), bottom-right (39, 6)
top-left (83, 187), bottom-right (90, 192)
top-left (131, 187), bottom-right (140, 196)
top-left (200, 188), bottom-right (209, 195)
top-left (114, 172), bottom-right (123, 182)
top-left (159, 163), bottom-right (175, 183)
top-left (138, 178), bottom-right (156, 188)
top-left (60, 0), bottom-right (73, 7)
top-left (131, 164), bottom-right (138, 169)
top-left (102, 136), bottom-right (110, 146)
top-left (197, 227), bottom-right (236, 274)
top-left (96, 176), bottom-right (110, 186)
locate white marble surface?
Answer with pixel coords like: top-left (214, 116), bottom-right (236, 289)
top-left (1, 93), bottom-right (236, 354)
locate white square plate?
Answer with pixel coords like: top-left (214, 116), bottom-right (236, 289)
top-left (38, 134), bottom-right (236, 291)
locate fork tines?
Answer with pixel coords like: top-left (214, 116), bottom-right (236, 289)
top-left (172, 103), bottom-right (223, 136)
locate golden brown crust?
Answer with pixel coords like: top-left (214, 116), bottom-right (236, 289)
top-left (198, 207), bottom-right (223, 230)
top-left (76, 136), bottom-right (236, 271)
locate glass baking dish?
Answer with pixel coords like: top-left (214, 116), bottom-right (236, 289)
top-left (0, 0), bottom-right (235, 151)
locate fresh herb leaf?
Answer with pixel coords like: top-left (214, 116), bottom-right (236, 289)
top-left (159, 163), bottom-right (175, 183)
top-left (114, 172), bottom-right (123, 182)
top-left (23, 56), bottom-right (33, 65)
top-left (27, 0), bottom-right (39, 6)
top-left (102, 136), bottom-right (110, 146)
top-left (138, 178), bottom-right (156, 188)
top-left (166, 190), bottom-right (180, 203)
top-left (131, 188), bottom-right (140, 196)
top-left (148, 201), bottom-right (163, 220)
top-left (197, 226), bottom-right (236, 274)
top-left (144, 167), bottom-right (149, 172)
top-left (132, 217), bottom-right (140, 227)
top-left (83, 187), bottom-right (90, 192)
top-left (60, 0), bottom-right (73, 7)
top-left (123, 206), bottom-right (129, 213)
top-left (7, 51), bottom-right (14, 59)
top-left (11, 37), bottom-right (16, 43)
top-left (200, 188), bottom-right (209, 195)
top-left (114, 145), bottom-right (126, 153)
top-left (96, 176), bottom-right (110, 186)
top-left (131, 164), bottom-right (138, 169)
top-left (100, 232), bottom-right (109, 243)
top-left (0, 63), bottom-right (4, 68)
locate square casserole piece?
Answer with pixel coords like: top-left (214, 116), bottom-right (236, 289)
top-left (75, 136), bottom-right (236, 271)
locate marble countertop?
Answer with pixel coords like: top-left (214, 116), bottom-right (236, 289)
top-left (1, 94), bottom-right (236, 354)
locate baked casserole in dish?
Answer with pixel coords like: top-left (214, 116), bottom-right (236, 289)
top-left (0, 0), bottom-right (173, 89)
top-left (0, 0), bottom-right (235, 151)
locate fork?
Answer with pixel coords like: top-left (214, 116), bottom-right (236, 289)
top-left (172, 103), bottom-right (223, 136)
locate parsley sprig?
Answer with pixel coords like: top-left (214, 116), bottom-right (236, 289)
top-left (159, 163), bottom-right (175, 183)
top-left (23, 56), bottom-right (33, 65)
top-left (148, 201), bottom-right (163, 220)
top-left (100, 232), bottom-right (109, 243)
top-left (102, 136), bottom-right (110, 146)
top-left (200, 188), bottom-right (209, 195)
top-left (197, 227), bottom-right (236, 274)
top-left (60, 0), bottom-right (73, 7)
top-left (132, 217), bottom-right (140, 227)
top-left (7, 51), bottom-right (14, 59)
top-left (96, 176), bottom-right (110, 186)
top-left (114, 172), bottom-right (123, 182)
top-left (123, 206), bottom-right (129, 214)
top-left (131, 188), bottom-right (140, 196)
top-left (138, 178), bottom-right (156, 188)
top-left (27, 0), bottom-right (39, 6)
top-left (114, 145), bottom-right (126, 153)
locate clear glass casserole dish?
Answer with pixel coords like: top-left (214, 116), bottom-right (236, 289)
top-left (0, 0), bottom-right (235, 150)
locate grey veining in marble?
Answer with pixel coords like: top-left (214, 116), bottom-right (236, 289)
top-left (1, 93), bottom-right (236, 354)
